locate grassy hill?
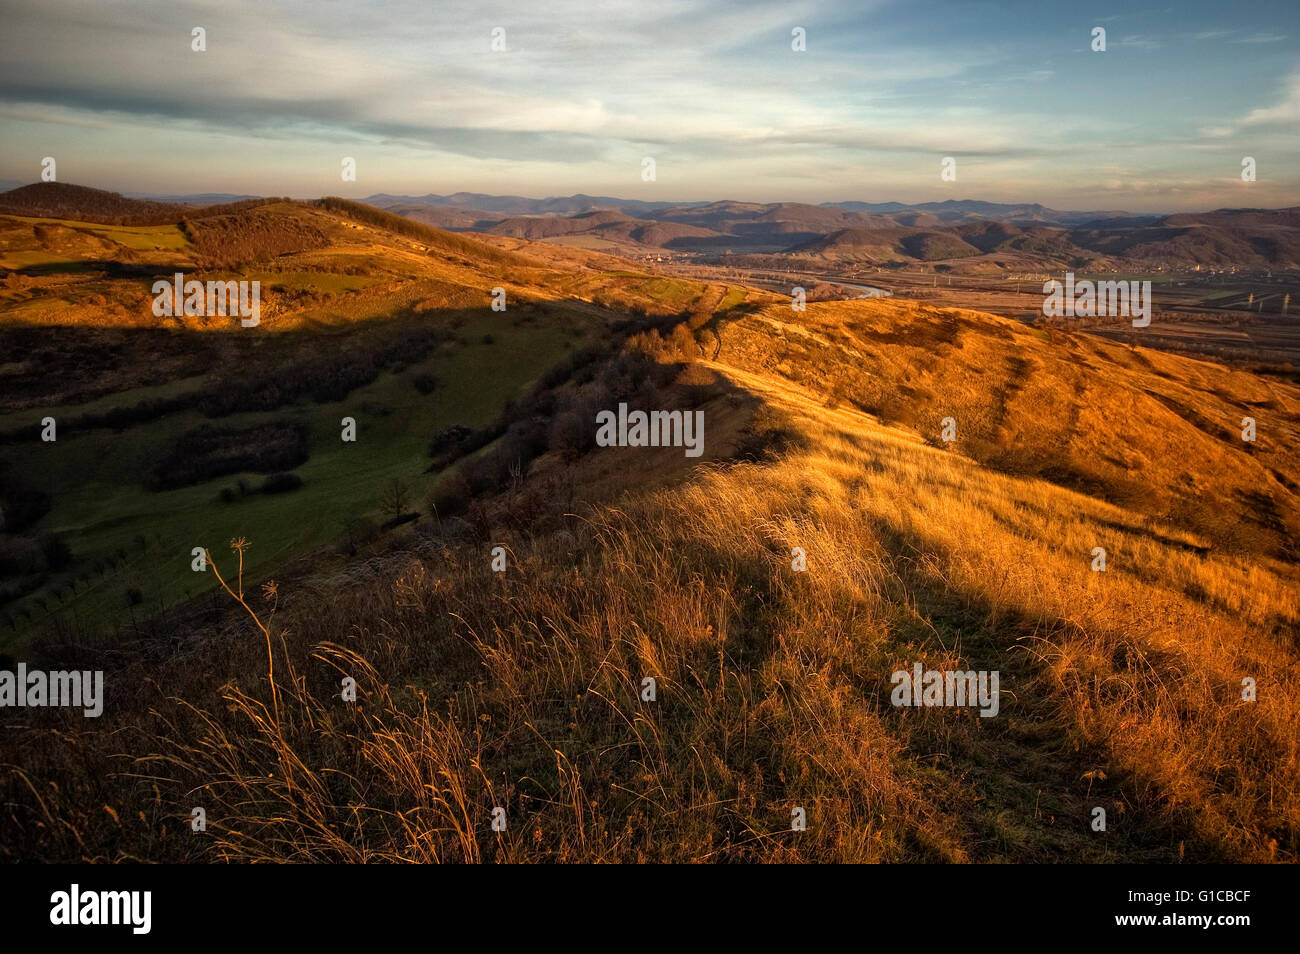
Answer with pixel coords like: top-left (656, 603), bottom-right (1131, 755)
top-left (0, 194), bottom-right (732, 650)
top-left (1, 219), bottom-right (1296, 862)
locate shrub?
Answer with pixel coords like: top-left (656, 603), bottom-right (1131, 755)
top-left (145, 420), bottom-right (309, 490)
top-left (459, 450), bottom-right (511, 495)
top-left (426, 474), bottom-right (471, 518)
top-left (343, 516), bottom-right (379, 555)
top-left (549, 405), bottom-right (596, 460)
top-left (427, 424), bottom-right (473, 459)
top-left (195, 329), bottom-right (448, 416)
top-left (260, 472), bottom-right (304, 494)
top-left (502, 418), bottom-right (549, 463)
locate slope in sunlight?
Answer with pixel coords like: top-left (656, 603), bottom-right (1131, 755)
top-left (4, 277), bottom-right (1294, 863)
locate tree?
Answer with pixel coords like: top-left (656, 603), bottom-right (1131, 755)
top-left (381, 477), bottom-right (410, 518)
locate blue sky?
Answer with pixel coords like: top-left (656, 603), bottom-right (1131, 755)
top-left (0, 0), bottom-right (1296, 211)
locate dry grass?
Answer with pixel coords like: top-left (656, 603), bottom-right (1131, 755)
top-left (2, 292), bottom-right (1296, 864)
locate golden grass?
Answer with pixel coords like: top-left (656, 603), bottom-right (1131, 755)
top-left (2, 270), bottom-right (1296, 864)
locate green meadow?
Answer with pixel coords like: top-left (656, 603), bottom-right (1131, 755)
top-left (1, 308), bottom-right (589, 649)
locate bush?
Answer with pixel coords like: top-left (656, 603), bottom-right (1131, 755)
top-left (343, 516), bottom-right (378, 555)
top-left (426, 474), bottom-right (471, 518)
top-left (260, 472), bottom-right (304, 494)
top-left (146, 420), bottom-right (310, 490)
top-left (412, 372), bottom-right (439, 395)
top-left (427, 424), bottom-right (473, 459)
top-left (549, 406), bottom-right (595, 461)
top-left (502, 418), bottom-right (549, 463)
top-left (459, 450), bottom-right (511, 495)
top-left (196, 328), bottom-right (448, 416)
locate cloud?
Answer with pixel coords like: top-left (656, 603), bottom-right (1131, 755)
top-left (1203, 70), bottom-right (1300, 136)
top-left (0, 0), bottom-right (1296, 209)
top-left (1117, 34), bottom-right (1162, 50)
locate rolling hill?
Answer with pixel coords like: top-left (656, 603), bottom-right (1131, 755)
top-left (0, 185), bottom-right (742, 647)
top-left (1, 187), bottom-right (1297, 864)
top-left (362, 190), bottom-right (1300, 269)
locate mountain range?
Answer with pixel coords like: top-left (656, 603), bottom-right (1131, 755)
top-left (362, 192), bottom-right (1300, 269)
top-left (2, 182), bottom-right (1298, 270)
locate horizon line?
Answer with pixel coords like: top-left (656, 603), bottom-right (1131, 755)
top-left (13, 179), bottom-right (1300, 216)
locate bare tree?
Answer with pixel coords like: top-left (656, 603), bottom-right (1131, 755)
top-left (381, 477), bottom-right (410, 518)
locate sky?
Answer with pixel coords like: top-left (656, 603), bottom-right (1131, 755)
top-left (0, 0), bottom-right (1297, 212)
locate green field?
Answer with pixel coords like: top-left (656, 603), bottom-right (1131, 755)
top-left (0, 309), bottom-right (589, 649)
top-left (6, 215), bottom-right (190, 251)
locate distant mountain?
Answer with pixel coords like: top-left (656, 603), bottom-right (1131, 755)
top-left (364, 191), bottom-right (706, 217)
top-left (479, 209), bottom-right (728, 250)
top-left (1069, 218), bottom-right (1300, 266)
top-left (1162, 207), bottom-right (1300, 229)
top-left (790, 227), bottom-right (983, 263)
top-left (369, 192), bottom-right (1147, 230)
top-left (9, 185), bottom-right (1296, 270)
top-left (367, 193), bottom-right (1154, 251)
top-left (365, 191), bottom-right (1300, 269)
top-left (125, 191), bottom-right (262, 206)
top-left (375, 203), bottom-right (498, 231)
top-left (785, 208), bottom-right (1300, 269)
top-left (487, 209), bottom-right (642, 240)
top-left (825, 199), bottom-right (1141, 227)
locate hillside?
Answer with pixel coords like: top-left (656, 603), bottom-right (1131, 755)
top-left (2, 215), bottom-right (1297, 863)
top-left (794, 227), bottom-right (985, 263)
top-left (486, 210), bottom-right (643, 240)
top-left (0, 182), bottom-right (188, 223)
top-left (369, 191), bottom-right (1300, 269)
top-left (0, 182), bottom-right (281, 227)
top-left (0, 195), bottom-right (745, 652)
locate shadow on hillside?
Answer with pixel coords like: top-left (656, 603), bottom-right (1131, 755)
top-left (0, 293), bottom-right (742, 654)
top-left (1094, 517), bottom-right (1212, 557)
top-left (0, 294), bottom-right (654, 434)
top-left (865, 515), bottom-right (1252, 863)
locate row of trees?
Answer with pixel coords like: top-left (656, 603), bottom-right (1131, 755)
top-left (198, 328), bottom-right (449, 416)
top-left (146, 420), bottom-right (310, 491)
